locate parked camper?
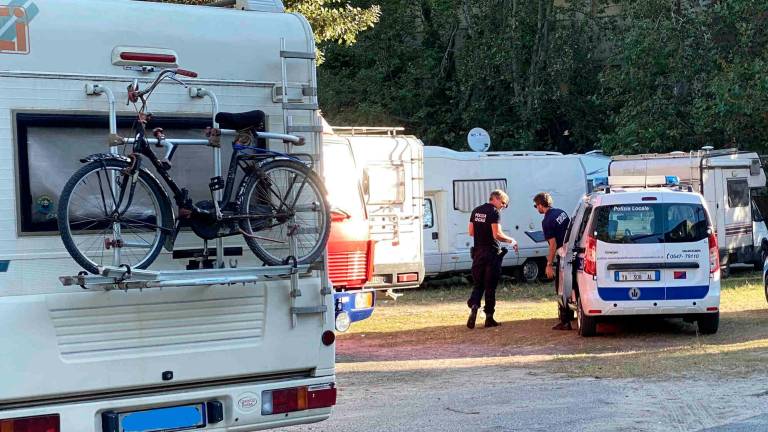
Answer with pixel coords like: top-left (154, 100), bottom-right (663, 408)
top-left (0, 1), bottom-right (336, 430)
top-left (323, 128), bottom-right (376, 331)
top-left (610, 149), bottom-right (767, 273)
top-left (423, 147), bottom-right (588, 282)
top-left (576, 150), bottom-right (611, 192)
top-left (340, 128), bottom-right (426, 291)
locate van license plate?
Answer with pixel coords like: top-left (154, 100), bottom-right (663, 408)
top-left (615, 270), bottom-right (659, 282)
top-left (119, 404), bottom-right (206, 432)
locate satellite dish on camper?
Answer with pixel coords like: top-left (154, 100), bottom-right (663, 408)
top-left (468, 128), bottom-right (491, 152)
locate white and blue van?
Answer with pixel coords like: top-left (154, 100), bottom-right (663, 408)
top-left (556, 176), bottom-right (721, 336)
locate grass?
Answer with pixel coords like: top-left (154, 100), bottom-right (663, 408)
top-left (337, 268), bottom-right (768, 379)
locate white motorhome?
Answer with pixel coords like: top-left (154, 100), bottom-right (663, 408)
top-left (338, 128), bottom-right (425, 290)
top-left (0, 1), bottom-right (336, 430)
top-left (610, 149), bottom-right (767, 273)
top-left (423, 147), bottom-right (588, 282)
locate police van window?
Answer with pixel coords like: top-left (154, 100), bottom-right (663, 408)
top-left (593, 203), bottom-right (708, 244)
top-left (423, 198), bottom-right (434, 229)
top-left (16, 113), bottom-right (212, 234)
top-left (575, 205), bottom-right (593, 244)
top-left (727, 179), bottom-right (750, 208)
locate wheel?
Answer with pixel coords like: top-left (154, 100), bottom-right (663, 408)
top-left (57, 160), bottom-right (172, 274)
top-left (576, 296), bottom-right (597, 337)
top-left (697, 312), bottom-right (719, 335)
top-left (238, 159), bottom-right (330, 266)
top-left (521, 259), bottom-right (541, 283)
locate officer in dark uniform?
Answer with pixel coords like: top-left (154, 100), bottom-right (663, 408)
top-left (467, 190), bottom-right (518, 329)
top-left (534, 192), bottom-right (572, 330)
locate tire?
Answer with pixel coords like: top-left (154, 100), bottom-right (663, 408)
top-left (521, 259), bottom-right (541, 283)
top-left (697, 312), bottom-right (719, 335)
top-left (58, 160), bottom-right (172, 274)
top-left (238, 159), bottom-right (330, 266)
top-left (576, 296), bottom-right (597, 337)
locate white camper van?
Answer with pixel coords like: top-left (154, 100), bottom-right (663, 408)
top-left (0, 1), bottom-right (337, 430)
top-left (423, 147), bottom-right (588, 281)
top-left (339, 128), bottom-right (425, 290)
top-left (610, 149), bottom-right (767, 273)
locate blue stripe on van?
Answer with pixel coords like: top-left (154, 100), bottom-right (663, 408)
top-left (598, 287), bottom-right (665, 301)
top-left (666, 285), bottom-right (709, 300)
top-left (598, 285), bottom-right (709, 301)
top-left (0, 261), bottom-right (8, 272)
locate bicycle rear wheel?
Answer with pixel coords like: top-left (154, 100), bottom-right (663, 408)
top-left (57, 159), bottom-right (172, 274)
top-left (238, 159), bottom-right (330, 266)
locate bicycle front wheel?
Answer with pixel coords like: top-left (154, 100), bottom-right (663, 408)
top-left (57, 159), bottom-right (172, 274)
top-left (238, 159), bottom-right (330, 266)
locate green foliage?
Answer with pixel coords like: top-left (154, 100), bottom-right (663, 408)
top-left (320, 0), bottom-right (768, 155)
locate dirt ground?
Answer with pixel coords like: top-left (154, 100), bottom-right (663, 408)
top-left (282, 268), bottom-right (768, 431)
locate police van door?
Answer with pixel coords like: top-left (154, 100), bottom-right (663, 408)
top-left (557, 201), bottom-right (590, 308)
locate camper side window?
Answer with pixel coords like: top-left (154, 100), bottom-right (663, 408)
top-left (453, 179), bottom-right (508, 212)
top-left (16, 113), bottom-right (212, 234)
top-left (423, 199), bottom-right (434, 228)
top-left (727, 179), bottom-right (750, 208)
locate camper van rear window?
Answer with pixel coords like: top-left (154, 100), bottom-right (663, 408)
top-left (453, 179), bottom-right (508, 212)
top-left (727, 179), bottom-right (750, 208)
top-left (15, 113), bottom-right (211, 234)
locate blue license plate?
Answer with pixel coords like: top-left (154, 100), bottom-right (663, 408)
top-left (119, 404), bottom-right (206, 432)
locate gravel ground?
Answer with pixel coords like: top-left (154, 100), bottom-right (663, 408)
top-left (280, 364), bottom-right (768, 432)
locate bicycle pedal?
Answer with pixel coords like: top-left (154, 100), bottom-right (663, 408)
top-left (209, 176), bottom-right (225, 191)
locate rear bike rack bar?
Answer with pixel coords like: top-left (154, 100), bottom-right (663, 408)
top-left (59, 264), bottom-right (309, 291)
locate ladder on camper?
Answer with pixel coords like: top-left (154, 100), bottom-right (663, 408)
top-left (277, 38), bottom-right (333, 323)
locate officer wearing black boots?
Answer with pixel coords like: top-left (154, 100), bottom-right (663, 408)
top-left (467, 189), bottom-right (518, 329)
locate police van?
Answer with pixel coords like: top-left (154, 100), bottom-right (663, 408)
top-left (556, 176), bottom-right (721, 336)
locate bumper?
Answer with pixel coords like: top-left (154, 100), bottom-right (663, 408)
top-left (0, 376), bottom-right (336, 432)
top-left (581, 283), bottom-right (720, 317)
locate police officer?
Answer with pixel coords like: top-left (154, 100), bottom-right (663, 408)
top-left (467, 189), bottom-right (518, 329)
top-left (534, 192), bottom-right (572, 330)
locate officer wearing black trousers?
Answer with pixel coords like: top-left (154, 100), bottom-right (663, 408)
top-left (467, 190), bottom-right (518, 329)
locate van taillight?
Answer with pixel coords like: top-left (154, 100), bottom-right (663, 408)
top-left (584, 235), bottom-right (597, 276)
top-left (0, 414), bottom-right (60, 432)
top-left (709, 232), bottom-right (720, 274)
top-left (262, 384), bottom-right (336, 415)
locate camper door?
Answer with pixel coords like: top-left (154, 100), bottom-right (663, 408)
top-left (720, 169), bottom-right (753, 252)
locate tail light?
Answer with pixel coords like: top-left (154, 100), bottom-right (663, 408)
top-left (709, 232), bottom-right (720, 274)
top-left (584, 235), bottom-right (597, 276)
top-left (0, 414), bottom-right (60, 432)
top-left (262, 384), bottom-right (337, 415)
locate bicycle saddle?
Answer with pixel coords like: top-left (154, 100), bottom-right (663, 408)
top-left (215, 110), bottom-right (266, 131)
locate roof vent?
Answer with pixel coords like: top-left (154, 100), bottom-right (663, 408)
top-left (235, 0), bottom-right (285, 12)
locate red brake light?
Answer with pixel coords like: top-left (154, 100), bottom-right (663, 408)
top-left (709, 232), bottom-right (720, 274)
top-left (0, 414), bottom-right (60, 432)
top-left (262, 384), bottom-right (336, 415)
top-left (584, 235), bottom-right (597, 276)
top-left (119, 52), bottom-right (177, 64)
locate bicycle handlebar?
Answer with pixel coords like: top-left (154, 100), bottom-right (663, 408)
top-left (136, 68), bottom-right (198, 99)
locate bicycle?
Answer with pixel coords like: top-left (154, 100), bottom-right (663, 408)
top-left (57, 68), bottom-right (330, 274)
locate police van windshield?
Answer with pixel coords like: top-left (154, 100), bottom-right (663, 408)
top-left (592, 203), bottom-right (709, 244)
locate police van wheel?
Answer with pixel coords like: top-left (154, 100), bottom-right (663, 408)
top-left (521, 259), bottom-right (541, 283)
top-left (697, 312), bottom-right (719, 335)
top-left (576, 297), bottom-right (597, 337)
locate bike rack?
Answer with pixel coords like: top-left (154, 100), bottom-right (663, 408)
top-left (59, 264), bottom-right (309, 291)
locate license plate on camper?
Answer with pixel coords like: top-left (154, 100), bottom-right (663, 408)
top-left (614, 270), bottom-right (660, 282)
top-left (119, 404), bottom-right (206, 432)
